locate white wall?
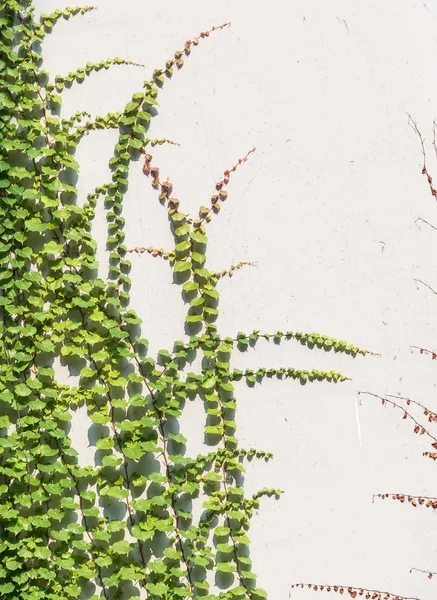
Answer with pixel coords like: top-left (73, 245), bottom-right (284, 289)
top-left (35, 0), bottom-right (437, 598)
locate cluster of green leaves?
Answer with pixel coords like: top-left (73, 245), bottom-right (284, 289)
top-left (53, 58), bottom-right (144, 91)
top-left (232, 330), bottom-right (375, 356)
top-left (0, 3), bottom-right (371, 600)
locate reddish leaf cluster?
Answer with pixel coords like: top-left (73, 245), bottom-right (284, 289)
top-left (151, 22), bottom-right (231, 80)
top-left (421, 165), bottom-right (437, 197)
top-left (141, 152), bottom-right (153, 175)
top-left (186, 22), bottom-right (231, 52)
top-left (213, 260), bottom-right (258, 280)
top-left (192, 147), bottom-right (257, 225)
top-left (141, 152), bottom-right (180, 209)
top-left (374, 493), bottom-right (437, 509)
top-left (387, 394), bottom-right (437, 426)
top-left (214, 146), bottom-right (256, 193)
top-left (290, 583), bottom-right (420, 600)
top-left (126, 246), bottom-right (173, 260)
top-left (207, 147), bottom-right (256, 216)
top-left (423, 451), bottom-right (437, 460)
top-left (358, 392), bottom-right (437, 446)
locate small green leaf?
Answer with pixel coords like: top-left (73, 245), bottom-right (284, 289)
top-left (80, 366), bottom-right (97, 378)
top-left (216, 562), bottom-right (236, 573)
top-left (191, 231), bottom-right (208, 244)
top-left (215, 526), bottom-right (230, 537)
top-left (183, 281), bottom-right (199, 292)
top-left (191, 252), bottom-right (206, 264)
top-left (15, 383), bottom-right (31, 397)
top-left (175, 240), bottom-right (191, 252)
top-left (122, 445), bottom-right (144, 460)
top-left (0, 416), bottom-right (10, 428)
top-left (205, 425), bottom-right (223, 435)
top-left (174, 260), bottom-right (191, 273)
top-left (175, 224), bottom-right (190, 237)
top-left (202, 376), bottom-right (217, 390)
top-left (168, 432), bottom-right (187, 444)
top-left (205, 471), bottom-right (221, 482)
top-left (252, 588), bottom-right (268, 599)
top-left (96, 437), bottom-right (114, 450)
top-left (125, 101), bottom-right (139, 113)
top-left (90, 412), bottom-right (110, 424)
top-left (146, 582), bottom-right (169, 596)
top-left (102, 455), bottom-right (122, 467)
top-left (111, 540), bottom-right (132, 555)
top-left (185, 315), bottom-right (203, 323)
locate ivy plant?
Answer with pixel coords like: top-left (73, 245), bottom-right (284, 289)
top-left (0, 2), bottom-right (374, 599)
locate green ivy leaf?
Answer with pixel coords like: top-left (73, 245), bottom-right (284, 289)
top-left (174, 260), bottom-right (191, 273)
top-left (202, 376), bottom-right (217, 390)
top-left (146, 582), bottom-right (169, 596)
top-left (80, 366), bottom-right (97, 378)
top-left (168, 432), bottom-right (187, 444)
top-left (191, 231), bottom-right (208, 244)
top-left (216, 562), bottom-right (236, 573)
top-left (102, 455), bottom-right (122, 467)
top-left (185, 315), bottom-right (203, 323)
top-left (205, 425), bottom-right (223, 435)
top-left (252, 589), bottom-right (268, 599)
top-left (111, 540), bottom-right (132, 554)
top-left (125, 101), bottom-right (139, 113)
top-left (183, 281), bottom-right (199, 292)
top-left (122, 445), bottom-right (144, 460)
top-left (96, 437), bottom-right (114, 450)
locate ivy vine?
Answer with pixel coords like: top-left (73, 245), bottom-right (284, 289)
top-left (0, 3), bottom-right (374, 599)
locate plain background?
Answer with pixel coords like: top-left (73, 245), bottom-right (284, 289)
top-left (34, 1), bottom-right (437, 598)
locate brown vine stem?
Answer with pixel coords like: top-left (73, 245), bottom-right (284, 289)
top-left (7, 268), bottom-right (46, 565)
top-left (184, 260), bottom-right (252, 593)
top-left (415, 216), bottom-right (437, 233)
top-left (413, 278), bottom-right (437, 295)
top-left (409, 115), bottom-right (426, 162)
top-left (11, 28), bottom-right (76, 579)
top-left (357, 391), bottom-right (437, 442)
top-left (127, 335), bottom-right (196, 598)
top-left (20, 17), bottom-right (54, 149)
top-left (54, 439), bottom-right (109, 599)
top-left (410, 344), bottom-right (437, 359)
top-left (408, 114), bottom-right (437, 200)
top-left (432, 119), bottom-right (437, 159)
top-left (410, 567), bottom-right (437, 579)
top-left (220, 459), bottom-right (252, 598)
top-left (56, 254), bottom-right (150, 580)
top-left (75, 311), bottom-right (150, 586)
top-left (35, 86), bottom-right (54, 147)
top-left (384, 393), bottom-right (437, 423)
top-left (209, 345), bottom-right (253, 598)
top-left (291, 583), bottom-right (422, 600)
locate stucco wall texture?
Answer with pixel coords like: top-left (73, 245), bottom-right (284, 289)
top-left (34, 1), bottom-right (437, 598)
